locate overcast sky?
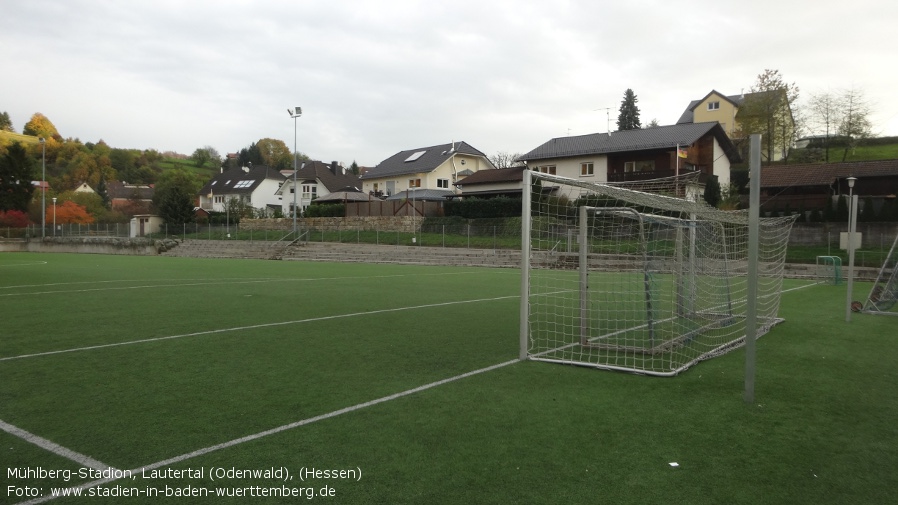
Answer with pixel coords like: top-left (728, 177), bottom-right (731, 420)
top-left (3, 0), bottom-right (897, 167)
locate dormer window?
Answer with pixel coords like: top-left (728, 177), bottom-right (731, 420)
top-left (708, 101), bottom-right (720, 110)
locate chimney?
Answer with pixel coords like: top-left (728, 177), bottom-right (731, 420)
top-left (330, 161), bottom-right (338, 174)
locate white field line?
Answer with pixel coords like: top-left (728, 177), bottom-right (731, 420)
top-left (0, 270), bottom-right (493, 297)
top-left (15, 359), bottom-right (520, 505)
top-left (1, 293), bottom-right (520, 362)
top-left (0, 419), bottom-right (110, 471)
top-left (0, 261), bottom-right (48, 267)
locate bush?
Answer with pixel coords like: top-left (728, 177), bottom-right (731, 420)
top-left (444, 197), bottom-right (522, 219)
top-left (0, 209), bottom-right (30, 227)
top-left (305, 203), bottom-right (344, 217)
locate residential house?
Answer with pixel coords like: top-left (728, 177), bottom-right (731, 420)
top-left (73, 182), bottom-right (95, 193)
top-left (107, 181), bottom-right (154, 214)
top-left (454, 166), bottom-right (528, 198)
top-left (758, 159), bottom-right (898, 214)
top-left (360, 141), bottom-right (495, 198)
top-left (518, 122), bottom-right (740, 190)
top-left (275, 161), bottom-right (362, 216)
top-left (677, 89), bottom-right (795, 162)
top-left (197, 165), bottom-right (286, 215)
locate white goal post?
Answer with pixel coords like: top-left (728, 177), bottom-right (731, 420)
top-left (862, 234), bottom-right (898, 316)
top-left (519, 170), bottom-right (797, 376)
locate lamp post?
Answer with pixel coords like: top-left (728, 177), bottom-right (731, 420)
top-left (52, 197), bottom-right (57, 237)
top-left (39, 137), bottom-right (46, 238)
top-left (288, 107), bottom-right (302, 237)
top-left (845, 176), bottom-right (858, 322)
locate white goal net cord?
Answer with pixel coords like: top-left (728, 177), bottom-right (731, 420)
top-left (522, 171), bottom-right (797, 376)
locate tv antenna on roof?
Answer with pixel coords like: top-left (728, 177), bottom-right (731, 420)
top-left (593, 107), bottom-right (612, 135)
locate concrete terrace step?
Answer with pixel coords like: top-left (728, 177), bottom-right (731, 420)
top-left (162, 239), bottom-right (521, 266)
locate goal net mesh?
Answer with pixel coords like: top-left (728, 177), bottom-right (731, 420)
top-left (863, 234), bottom-right (898, 316)
top-left (523, 171), bottom-right (797, 376)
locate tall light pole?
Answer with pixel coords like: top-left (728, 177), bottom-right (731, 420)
top-left (39, 137), bottom-right (46, 238)
top-left (845, 176), bottom-right (858, 322)
top-left (288, 107), bottom-right (302, 237)
top-left (52, 197), bottom-right (57, 237)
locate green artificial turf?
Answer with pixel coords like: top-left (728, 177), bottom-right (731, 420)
top-left (1, 253), bottom-right (895, 504)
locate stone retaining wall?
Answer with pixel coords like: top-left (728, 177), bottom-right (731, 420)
top-left (0, 237), bottom-right (179, 255)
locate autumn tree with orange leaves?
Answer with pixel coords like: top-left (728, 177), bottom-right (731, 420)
top-left (49, 200), bottom-right (94, 224)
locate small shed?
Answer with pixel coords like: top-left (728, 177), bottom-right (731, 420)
top-left (130, 214), bottom-right (163, 237)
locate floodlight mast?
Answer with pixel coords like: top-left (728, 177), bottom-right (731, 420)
top-left (846, 176), bottom-right (858, 322)
top-left (289, 107), bottom-right (302, 236)
top-left (40, 137), bottom-right (46, 238)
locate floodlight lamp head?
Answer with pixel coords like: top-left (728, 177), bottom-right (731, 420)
top-left (39, 137), bottom-right (45, 144)
top-left (847, 176), bottom-right (857, 189)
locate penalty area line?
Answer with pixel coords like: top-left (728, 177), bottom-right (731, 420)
top-left (1, 294), bottom-right (519, 362)
top-left (0, 419), bottom-right (111, 472)
top-left (15, 358), bottom-right (520, 505)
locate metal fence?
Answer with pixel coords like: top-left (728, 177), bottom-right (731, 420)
top-left (22, 223), bottom-right (132, 238)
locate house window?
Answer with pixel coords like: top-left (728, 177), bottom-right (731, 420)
top-left (302, 185), bottom-right (317, 198)
top-left (214, 196), bottom-right (224, 204)
top-left (580, 162), bottom-right (594, 177)
top-left (290, 188), bottom-right (295, 193)
top-left (624, 162), bottom-right (635, 173)
top-left (437, 178), bottom-right (449, 189)
top-left (637, 161), bottom-right (655, 172)
top-left (409, 178), bottom-right (421, 188)
top-left (539, 166), bottom-right (556, 175)
top-left (708, 101), bottom-right (720, 110)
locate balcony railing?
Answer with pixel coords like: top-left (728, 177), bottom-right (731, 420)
top-left (606, 168), bottom-right (709, 183)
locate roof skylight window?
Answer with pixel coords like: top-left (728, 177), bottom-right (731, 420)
top-left (234, 180), bottom-right (254, 188)
top-left (405, 150), bottom-right (426, 162)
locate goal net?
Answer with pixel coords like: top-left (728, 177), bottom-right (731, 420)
top-left (521, 171), bottom-right (797, 376)
top-left (862, 234), bottom-right (898, 316)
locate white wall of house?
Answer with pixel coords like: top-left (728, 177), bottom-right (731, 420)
top-left (249, 178), bottom-right (285, 210)
top-left (529, 155), bottom-right (610, 184)
top-left (362, 154), bottom-right (491, 196)
top-left (277, 179), bottom-right (322, 216)
top-left (712, 137), bottom-right (731, 187)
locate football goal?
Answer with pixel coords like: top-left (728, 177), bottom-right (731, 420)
top-left (520, 171), bottom-right (797, 376)
top-left (862, 234), bottom-right (898, 316)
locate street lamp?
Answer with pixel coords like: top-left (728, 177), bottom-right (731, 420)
top-left (845, 176), bottom-right (858, 322)
top-left (288, 107), bottom-right (302, 237)
top-left (39, 137), bottom-right (46, 238)
top-left (51, 197), bottom-right (57, 237)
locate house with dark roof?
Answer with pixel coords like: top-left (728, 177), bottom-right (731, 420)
top-left (359, 141), bottom-right (495, 198)
top-left (107, 181), bottom-right (154, 214)
top-left (454, 166), bottom-right (527, 198)
top-left (677, 89), bottom-right (794, 162)
top-left (197, 165), bottom-right (286, 214)
top-left (759, 159), bottom-right (898, 213)
top-left (518, 122), bottom-right (740, 188)
top-left (275, 161), bottom-right (361, 215)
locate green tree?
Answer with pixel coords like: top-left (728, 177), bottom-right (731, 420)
top-left (349, 160), bottom-right (360, 176)
top-left (837, 87), bottom-right (873, 162)
top-left (190, 147), bottom-right (212, 168)
top-left (0, 142), bottom-right (37, 212)
top-left (238, 142), bottom-right (264, 168)
top-left (0, 111), bottom-right (13, 132)
top-left (96, 176), bottom-right (111, 209)
top-left (736, 69), bottom-right (799, 164)
top-left (616, 89), bottom-right (641, 131)
top-left (152, 168), bottom-right (201, 225)
top-left (703, 175), bottom-right (722, 208)
top-left (22, 112), bottom-right (59, 139)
